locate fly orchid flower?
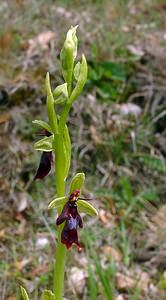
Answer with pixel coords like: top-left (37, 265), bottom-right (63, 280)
top-left (48, 173), bottom-right (98, 249)
top-left (56, 190), bottom-right (83, 249)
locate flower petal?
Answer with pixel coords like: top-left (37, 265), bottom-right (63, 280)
top-left (48, 196), bottom-right (67, 209)
top-left (32, 120), bottom-right (53, 134)
top-left (69, 173), bottom-right (85, 194)
top-left (78, 214), bottom-right (83, 228)
top-left (77, 199), bottom-right (98, 216)
top-left (34, 135), bottom-right (54, 152)
top-left (56, 203), bottom-right (69, 225)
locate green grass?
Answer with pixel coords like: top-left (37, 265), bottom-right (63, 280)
top-left (83, 230), bottom-right (116, 300)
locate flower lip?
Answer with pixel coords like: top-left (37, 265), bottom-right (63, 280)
top-left (34, 130), bottom-right (53, 180)
top-left (61, 223), bottom-right (81, 249)
top-left (34, 151), bottom-right (53, 180)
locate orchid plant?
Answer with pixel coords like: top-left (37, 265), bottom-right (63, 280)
top-left (20, 26), bottom-right (98, 300)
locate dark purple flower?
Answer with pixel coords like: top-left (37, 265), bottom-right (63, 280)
top-left (34, 130), bottom-right (53, 180)
top-left (34, 151), bottom-right (53, 180)
top-left (56, 190), bottom-right (83, 249)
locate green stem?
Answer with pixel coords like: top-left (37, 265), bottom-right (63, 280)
top-left (54, 226), bottom-right (67, 300)
top-left (53, 134), bottom-right (67, 299)
top-left (53, 227), bottom-right (67, 299)
top-left (67, 77), bottom-right (72, 97)
top-left (59, 102), bottom-right (71, 134)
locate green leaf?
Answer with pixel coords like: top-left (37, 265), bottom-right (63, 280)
top-left (42, 290), bottom-right (55, 300)
top-left (63, 124), bottom-right (71, 180)
top-left (74, 61), bottom-right (81, 80)
top-left (88, 61), bottom-right (126, 82)
top-left (138, 153), bottom-right (166, 173)
top-left (100, 61), bottom-right (126, 81)
top-left (53, 83), bottom-right (68, 104)
top-left (48, 196), bottom-right (67, 209)
top-left (20, 286), bottom-right (30, 300)
top-left (32, 120), bottom-right (52, 133)
top-left (69, 54), bottom-right (88, 103)
top-left (34, 135), bottom-right (54, 152)
top-left (88, 65), bottom-right (103, 81)
top-left (96, 81), bottom-right (119, 100)
top-left (70, 173), bottom-right (85, 194)
top-left (46, 72), bottom-right (58, 133)
top-left (77, 200), bottom-right (98, 216)
top-left (119, 176), bottom-right (132, 202)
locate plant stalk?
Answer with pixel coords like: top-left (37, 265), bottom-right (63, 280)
top-left (59, 103), bottom-right (71, 134)
top-left (53, 134), bottom-right (67, 300)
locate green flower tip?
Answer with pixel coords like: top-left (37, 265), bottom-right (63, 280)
top-left (66, 25), bottom-right (79, 43)
top-left (64, 25), bottom-right (78, 59)
top-left (45, 71), bottom-right (49, 83)
top-left (20, 286), bottom-right (29, 300)
top-left (45, 72), bottom-right (51, 93)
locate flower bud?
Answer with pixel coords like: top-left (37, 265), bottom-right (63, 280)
top-left (69, 54), bottom-right (87, 103)
top-left (53, 83), bottom-right (68, 105)
top-left (45, 72), bottom-right (58, 133)
top-left (60, 26), bottom-right (78, 94)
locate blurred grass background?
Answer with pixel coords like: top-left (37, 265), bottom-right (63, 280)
top-left (0, 0), bottom-right (166, 299)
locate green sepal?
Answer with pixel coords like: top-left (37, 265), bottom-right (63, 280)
top-left (63, 125), bottom-right (71, 180)
top-left (69, 173), bottom-right (85, 194)
top-left (34, 135), bottom-right (54, 152)
top-left (48, 196), bottom-right (67, 209)
top-left (60, 26), bottom-right (78, 93)
top-left (74, 61), bottom-right (81, 80)
top-left (32, 120), bottom-right (52, 133)
top-left (42, 290), bottom-right (55, 300)
top-left (46, 72), bottom-right (58, 133)
top-left (20, 286), bottom-right (30, 300)
top-left (53, 83), bottom-right (68, 105)
top-left (77, 200), bottom-right (98, 216)
top-left (69, 54), bottom-right (87, 103)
